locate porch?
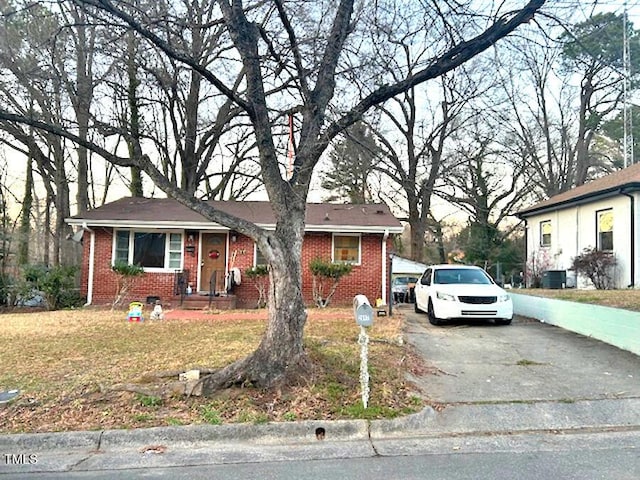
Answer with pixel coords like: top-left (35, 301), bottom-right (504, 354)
top-left (170, 293), bottom-right (237, 310)
top-left (171, 268), bottom-right (238, 310)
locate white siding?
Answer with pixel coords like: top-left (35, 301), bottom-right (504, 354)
top-left (525, 194), bottom-right (638, 289)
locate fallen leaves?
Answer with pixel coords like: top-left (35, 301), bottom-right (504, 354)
top-left (0, 307), bottom-right (427, 433)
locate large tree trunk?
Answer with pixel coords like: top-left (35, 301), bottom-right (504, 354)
top-left (202, 212), bottom-right (308, 392)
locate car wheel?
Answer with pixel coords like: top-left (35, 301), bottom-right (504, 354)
top-left (495, 318), bottom-right (512, 325)
top-left (414, 300), bottom-right (423, 313)
top-left (427, 300), bottom-right (442, 326)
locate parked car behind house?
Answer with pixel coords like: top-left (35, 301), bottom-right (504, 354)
top-left (392, 276), bottom-right (418, 303)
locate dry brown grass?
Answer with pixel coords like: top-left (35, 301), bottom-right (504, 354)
top-left (517, 289), bottom-right (640, 312)
top-left (0, 308), bottom-right (424, 433)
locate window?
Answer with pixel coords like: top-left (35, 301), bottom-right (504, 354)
top-left (420, 269), bottom-right (432, 286)
top-left (114, 230), bottom-right (183, 270)
top-left (168, 233), bottom-right (183, 269)
top-left (254, 244), bottom-right (268, 266)
top-left (540, 220), bottom-right (551, 247)
top-left (597, 209), bottom-right (613, 251)
top-left (333, 234), bottom-right (360, 264)
top-left (115, 230), bottom-right (130, 263)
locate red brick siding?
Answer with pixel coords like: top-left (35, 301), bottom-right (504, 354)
top-left (81, 229), bottom-right (392, 308)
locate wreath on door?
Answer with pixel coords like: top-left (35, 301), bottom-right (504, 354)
top-left (208, 249), bottom-right (220, 259)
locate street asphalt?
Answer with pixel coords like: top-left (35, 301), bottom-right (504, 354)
top-left (2, 306), bottom-right (640, 476)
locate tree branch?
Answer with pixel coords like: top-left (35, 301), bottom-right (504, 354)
top-left (317, 0), bottom-right (546, 156)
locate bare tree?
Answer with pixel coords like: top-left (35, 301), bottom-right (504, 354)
top-left (0, 1), bottom-right (94, 264)
top-left (373, 72), bottom-right (476, 263)
top-left (441, 116), bottom-right (531, 269)
top-left (0, 0), bottom-right (547, 391)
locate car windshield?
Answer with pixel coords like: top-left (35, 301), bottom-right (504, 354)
top-left (433, 268), bottom-right (492, 285)
top-left (393, 277), bottom-right (417, 285)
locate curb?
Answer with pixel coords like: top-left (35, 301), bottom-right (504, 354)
top-left (99, 419), bottom-right (369, 449)
top-left (370, 398), bottom-right (640, 439)
top-left (0, 419), bottom-right (370, 453)
top-left (2, 399), bottom-right (640, 454)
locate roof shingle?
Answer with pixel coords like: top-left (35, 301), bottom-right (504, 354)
top-left (519, 162), bottom-right (640, 217)
top-left (67, 197), bottom-right (403, 232)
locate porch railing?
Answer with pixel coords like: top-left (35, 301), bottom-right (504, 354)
top-left (174, 269), bottom-right (190, 306)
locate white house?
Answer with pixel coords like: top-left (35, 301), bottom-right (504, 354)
top-left (518, 163), bottom-right (640, 289)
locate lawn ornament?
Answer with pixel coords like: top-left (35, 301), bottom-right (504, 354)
top-left (150, 301), bottom-right (164, 320)
top-left (127, 301), bottom-right (144, 322)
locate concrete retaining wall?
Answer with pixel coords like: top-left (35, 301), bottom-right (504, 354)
top-left (511, 293), bottom-right (640, 356)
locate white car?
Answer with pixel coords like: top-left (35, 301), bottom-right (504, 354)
top-left (414, 264), bottom-right (513, 326)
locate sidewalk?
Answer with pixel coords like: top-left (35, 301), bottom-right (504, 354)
top-left (2, 399), bottom-right (640, 475)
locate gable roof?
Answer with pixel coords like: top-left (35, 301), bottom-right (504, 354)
top-left (66, 197), bottom-right (403, 233)
top-left (518, 162), bottom-right (640, 218)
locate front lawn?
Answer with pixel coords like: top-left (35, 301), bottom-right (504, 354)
top-left (516, 288), bottom-right (640, 312)
top-left (0, 308), bottom-right (424, 433)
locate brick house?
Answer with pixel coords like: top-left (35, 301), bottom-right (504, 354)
top-left (66, 197), bottom-right (403, 308)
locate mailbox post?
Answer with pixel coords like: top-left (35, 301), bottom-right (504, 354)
top-left (353, 295), bottom-right (374, 408)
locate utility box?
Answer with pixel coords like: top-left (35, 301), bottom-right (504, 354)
top-left (353, 294), bottom-right (374, 327)
top-left (542, 270), bottom-right (566, 289)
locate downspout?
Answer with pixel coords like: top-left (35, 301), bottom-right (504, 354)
top-left (83, 223), bottom-right (95, 306)
top-left (381, 229), bottom-right (389, 305)
top-left (522, 219), bottom-right (528, 287)
top-left (620, 189), bottom-right (635, 288)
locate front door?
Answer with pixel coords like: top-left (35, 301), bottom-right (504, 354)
top-left (200, 233), bottom-right (227, 294)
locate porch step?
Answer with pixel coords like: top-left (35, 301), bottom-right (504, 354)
top-left (172, 294), bottom-right (237, 311)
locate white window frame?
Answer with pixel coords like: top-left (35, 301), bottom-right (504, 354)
top-left (540, 220), bottom-right (552, 248)
top-left (254, 243), bottom-right (268, 267)
top-left (596, 209), bottom-right (614, 252)
top-left (112, 229), bottom-right (184, 272)
top-left (332, 233), bottom-right (361, 265)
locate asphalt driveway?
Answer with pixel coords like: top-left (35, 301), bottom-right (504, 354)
top-left (403, 305), bottom-right (640, 404)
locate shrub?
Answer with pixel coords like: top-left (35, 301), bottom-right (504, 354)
top-left (309, 257), bottom-right (353, 308)
top-left (245, 265), bottom-right (269, 308)
top-left (111, 261), bottom-right (144, 308)
top-left (571, 247), bottom-right (617, 290)
top-left (525, 249), bottom-right (553, 288)
top-left (18, 264), bottom-right (81, 310)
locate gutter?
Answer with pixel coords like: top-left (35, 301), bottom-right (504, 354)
top-left (82, 223), bottom-right (95, 306)
top-left (65, 219), bottom-right (403, 235)
top-left (620, 189), bottom-right (636, 288)
top-left (523, 219), bottom-right (528, 287)
top-left (518, 183), bottom-right (640, 219)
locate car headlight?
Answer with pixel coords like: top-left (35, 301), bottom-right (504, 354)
top-left (498, 293), bottom-right (510, 302)
top-left (436, 291), bottom-right (456, 301)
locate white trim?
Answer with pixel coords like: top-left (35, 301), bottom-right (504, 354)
top-left (66, 218), bottom-right (403, 235)
top-left (86, 229), bottom-right (95, 306)
top-left (112, 228), bottom-right (185, 272)
top-left (253, 242), bottom-right (268, 266)
top-left (332, 233), bottom-right (361, 265)
top-left (197, 233), bottom-right (203, 291)
top-left (225, 234), bottom-right (231, 291)
top-left (382, 229), bottom-right (389, 304)
top-left (540, 219), bottom-right (552, 247)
